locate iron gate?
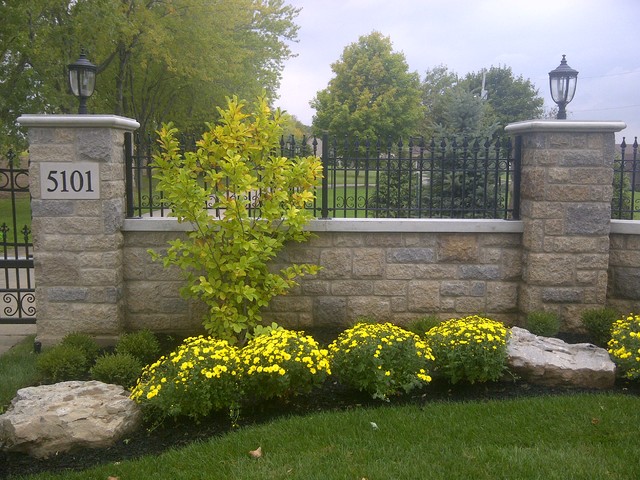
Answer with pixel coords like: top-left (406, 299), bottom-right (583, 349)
top-left (0, 150), bottom-right (35, 324)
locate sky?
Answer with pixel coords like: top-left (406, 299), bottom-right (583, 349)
top-left (275, 0), bottom-right (640, 142)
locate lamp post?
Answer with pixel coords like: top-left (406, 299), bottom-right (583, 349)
top-left (549, 55), bottom-right (578, 120)
top-left (68, 51), bottom-right (97, 114)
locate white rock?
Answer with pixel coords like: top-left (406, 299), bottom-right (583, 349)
top-left (0, 380), bottom-right (141, 458)
top-left (507, 327), bottom-right (616, 389)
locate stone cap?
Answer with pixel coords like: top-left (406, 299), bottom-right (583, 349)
top-left (17, 114), bottom-right (140, 131)
top-left (505, 119), bottom-right (626, 134)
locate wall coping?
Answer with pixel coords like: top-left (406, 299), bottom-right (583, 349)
top-left (610, 220), bottom-right (640, 235)
top-left (505, 119), bottom-right (627, 134)
top-left (123, 217), bottom-right (525, 234)
top-left (17, 114), bottom-right (140, 131)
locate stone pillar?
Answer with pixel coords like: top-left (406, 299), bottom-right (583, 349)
top-left (17, 115), bottom-right (139, 346)
top-left (505, 120), bottom-right (626, 330)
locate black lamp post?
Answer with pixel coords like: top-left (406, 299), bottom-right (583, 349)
top-left (549, 55), bottom-right (578, 120)
top-left (68, 51), bottom-right (97, 114)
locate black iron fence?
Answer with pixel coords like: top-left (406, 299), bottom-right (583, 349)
top-left (0, 150), bottom-right (35, 324)
top-left (125, 133), bottom-right (521, 220)
top-left (613, 137), bottom-right (640, 219)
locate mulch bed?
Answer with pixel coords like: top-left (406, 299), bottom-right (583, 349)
top-left (2, 376), bottom-right (640, 479)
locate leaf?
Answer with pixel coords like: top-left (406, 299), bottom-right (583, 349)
top-left (249, 446), bottom-right (263, 458)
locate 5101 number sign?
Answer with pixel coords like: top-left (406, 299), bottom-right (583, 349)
top-left (40, 162), bottom-right (100, 199)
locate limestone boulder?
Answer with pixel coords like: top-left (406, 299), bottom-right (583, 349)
top-left (507, 327), bottom-right (616, 389)
top-left (0, 380), bottom-right (141, 458)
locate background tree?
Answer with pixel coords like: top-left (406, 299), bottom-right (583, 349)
top-left (459, 65), bottom-right (544, 129)
top-left (311, 31), bottom-right (423, 141)
top-left (0, 0), bottom-right (299, 147)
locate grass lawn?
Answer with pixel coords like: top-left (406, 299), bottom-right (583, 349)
top-left (0, 194), bottom-right (32, 238)
top-left (13, 393), bottom-right (640, 480)
top-left (0, 336), bottom-right (39, 413)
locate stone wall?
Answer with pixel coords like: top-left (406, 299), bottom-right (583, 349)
top-left (122, 220), bottom-right (523, 335)
top-left (608, 223), bottom-right (640, 314)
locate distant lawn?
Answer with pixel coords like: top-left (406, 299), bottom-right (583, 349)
top-left (0, 335), bottom-right (39, 412)
top-left (0, 194), bottom-right (32, 240)
top-left (19, 392), bottom-right (640, 480)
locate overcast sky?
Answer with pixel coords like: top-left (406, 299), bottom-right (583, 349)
top-left (276, 0), bottom-right (640, 142)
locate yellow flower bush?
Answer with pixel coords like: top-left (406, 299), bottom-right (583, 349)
top-left (238, 329), bottom-right (330, 401)
top-left (425, 315), bottom-right (510, 384)
top-left (131, 336), bottom-right (240, 421)
top-left (328, 322), bottom-right (434, 400)
top-left (608, 313), bottom-right (640, 379)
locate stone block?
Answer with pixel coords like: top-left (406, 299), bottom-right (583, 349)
top-left (407, 281), bottom-right (440, 312)
top-left (440, 281), bottom-right (467, 296)
top-left (437, 235), bottom-right (478, 262)
top-left (386, 263), bottom-right (417, 280)
top-left (319, 249), bottom-right (352, 279)
top-left (487, 282), bottom-right (518, 312)
top-left (347, 296), bottom-right (391, 320)
top-left (541, 288), bottom-right (583, 303)
top-left (414, 264), bottom-right (457, 280)
top-left (332, 233), bottom-right (364, 247)
top-left (301, 280), bottom-right (330, 295)
top-left (353, 248), bottom-right (384, 277)
top-left (524, 254), bottom-right (574, 285)
top-left (313, 297), bottom-right (347, 327)
top-left (364, 233), bottom-right (403, 247)
top-left (331, 280), bottom-right (372, 296)
top-left (566, 204), bottom-right (611, 235)
top-left (387, 248), bottom-right (435, 264)
top-left (373, 280), bottom-right (407, 296)
top-left (459, 265), bottom-right (501, 280)
top-left (612, 267), bottom-right (640, 300)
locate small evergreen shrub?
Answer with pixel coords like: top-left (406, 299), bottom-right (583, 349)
top-left (608, 313), bottom-right (640, 380)
top-left (60, 332), bottom-right (100, 363)
top-left (425, 315), bottom-right (510, 384)
top-left (525, 311), bottom-right (560, 337)
top-left (581, 307), bottom-right (618, 347)
top-left (37, 344), bottom-right (90, 383)
top-left (116, 329), bottom-right (160, 365)
top-left (238, 329), bottom-right (330, 402)
top-left (328, 322), bottom-right (434, 400)
top-left (91, 353), bottom-right (143, 388)
top-left (406, 315), bottom-right (441, 336)
top-left (130, 336), bottom-right (241, 422)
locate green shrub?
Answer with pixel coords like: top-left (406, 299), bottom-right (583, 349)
top-left (150, 96), bottom-right (322, 343)
top-left (238, 329), bottom-right (330, 402)
top-left (406, 315), bottom-right (441, 336)
top-left (131, 336), bottom-right (241, 422)
top-left (37, 344), bottom-right (90, 383)
top-left (116, 329), bottom-right (160, 365)
top-left (425, 315), bottom-right (510, 384)
top-left (525, 311), bottom-right (560, 337)
top-left (328, 322), bottom-right (434, 400)
top-left (60, 332), bottom-right (100, 363)
top-left (91, 353), bottom-right (143, 388)
top-left (608, 313), bottom-right (640, 380)
top-left (581, 307), bottom-right (618, 347)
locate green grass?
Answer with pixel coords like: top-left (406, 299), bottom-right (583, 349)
top-left (0, 335), bottom-right (40, 412)
top-left (0, 194), bottom-right (32, 235)
top-left (16, 393), bottom-right (640, 480)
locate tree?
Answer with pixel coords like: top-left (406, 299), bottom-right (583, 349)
top-left (421, 65), bottom-right (543, 139)
top-left (0, 0), bottom-right (300, 145)
top-left (459, 66), bottom-right (544, 129)
top-left (151, 96), bottom-right (322, 344)
top-left (311, 32), bottom-right (423, 141)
